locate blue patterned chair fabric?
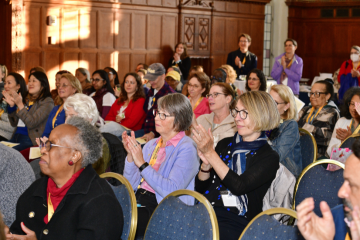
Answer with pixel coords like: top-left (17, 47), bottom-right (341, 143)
top-left (240, 214), bottom-right (304, 240)
top-left (295, 165), bottom-right (344, 216)
top-left (299, 134), bottom-right (314, 170)
top-left (340, 137), bottom-right (357, 149)
top-left (110, 184), bottom-right (132, 240)
top-left (144, 196), bottom-right (213, 240)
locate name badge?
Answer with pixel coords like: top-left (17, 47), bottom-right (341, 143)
top-left (18, 119), bottom-right (25, 127)
top-left (220, 191), bottom-right (237, 207)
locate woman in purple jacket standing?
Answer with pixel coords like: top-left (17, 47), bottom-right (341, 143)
top-left (271, 38), bottom-right (303, 97)
top-left (122, 93), bottom-right (199, 238)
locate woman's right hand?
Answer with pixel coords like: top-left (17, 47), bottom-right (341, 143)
top-left (122, 131), bottom-right (133, 162)
top-left (192, 125), bottom-right (215, 155)
top-left (113, 87), bottom-right (121, 98)
top-left (115, 115), bottom-right (123, 123)
top-left (197, 148), bottom-right (210, 165)
top-left (2, 90), bottom-right (15, 107)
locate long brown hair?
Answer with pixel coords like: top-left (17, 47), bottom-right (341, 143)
top-left (118, 72), bottom-right (145, 104)
top-left (188, 71), bottom-right (211, 97)
top-left (175, 42), bottom-right (189, 60)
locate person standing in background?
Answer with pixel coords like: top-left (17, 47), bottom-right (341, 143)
top-left (168, 42), bottom-right (191, 84)
top-left (226, 33), bottom-right (257, 78)
top-left (271, 38), bottom-right (303, 97)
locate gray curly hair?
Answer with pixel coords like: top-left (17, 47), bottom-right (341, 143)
top-left (66, 116), bottom-right (103, 167)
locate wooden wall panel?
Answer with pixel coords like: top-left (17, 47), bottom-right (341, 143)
top-left (162, 15), bottom-right (177, 49)
top-left (63, 10), bottom-right (79, 48)
top-left (131, 54), bottom-right (146, 71)
top-left (80, 11), bottom-right (97, 49)
top-left (132, 13), bottom-right (147, 50)
top-left (80, 53), bottom-right (97, 75)
top-left (212, 17), bottom-right (225, 53)
top-left (118, 53), bottom-right (131, 82)
top-left (44, 51), bottom-right (60, 88)
top-left (24, 52), bottom-right (41, 79)
top-left (148, 15), bottom-right (162, 50)
top-left (98, 11), bottom-right (114, 50)
top-left (117, 12), bottom-right (131, 49)
top-left (99, 53), bottom-right (112, 69)
top-left (62, 52), bottom-right (79, 74)
top-left (25, 6), bottom-right (41, 49)
top-left (225, 19), bottom-right (238, 53)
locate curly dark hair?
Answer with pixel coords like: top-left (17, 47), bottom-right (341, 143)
top-left (118, 72), bottom-right (145, 104)
top-left (246, 68), bottom-right (267, 92)
top-left (340, 87), bottom-right (360, 119)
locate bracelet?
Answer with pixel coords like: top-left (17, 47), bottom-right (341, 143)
top-left (139, 162), bottom-right (149, 172)
top-left (200, 166), bottom-right (212, 173)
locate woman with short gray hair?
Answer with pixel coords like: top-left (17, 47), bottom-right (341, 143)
top-left (122, 93), bottom-right (200, 238)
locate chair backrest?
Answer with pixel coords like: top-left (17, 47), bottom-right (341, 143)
top-left (144, 189), bottom-right (219, 240)
top-left (239, 208), bottom-right (304, 240)
top-left (292, 159), bottom-right (345, 216)
top-left (102, 132), bottom-right (127, 175)
top-left (100, 172), bottom-right (137, 240)
top-left (299, 128), bottom-right (317, 169)
top-left (339, 133), bottom-right (360, 149)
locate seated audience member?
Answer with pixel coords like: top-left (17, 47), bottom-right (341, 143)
top-left (0, 143), bottom-right (35, 227)
top-left (4, 71), bottom-right (54, 151)
top-left (137, 69), bottom-right (149, 95)
top-left (0, 64), bottom-right (8, 94)
top-left (75, 67), bottom-right (92, 95)
top-left (102, 73), bottom-right (146, 136)
top-left (168, 42), bottom-right (191, 83)
top-left (168, 65), bottom-right (184, 90)
top-left (221, 64), bottom-right (241, 95)
top-left (226, 33), bottom-right (257, 78)
top-left (42, 73), bottom-right (82, 138)
top-left (210, 68), bottom-right (227, 85)
top-left (338, 46), bottom-right (360, 102)
top-left (327, 87), bottom-right (360, 157)
top-left (135, 63), bottom-right (175, 141)
top-left (0, 73), bottom-right (27, 141)
top-left (269, 85), bottom-right (302, 177)
top-left (7, 117), bottom-right (123, 240)
top-left (196, 83), bottom-right (237, 147)
top-left (104, 67), bottom-right (119, 89)
top-left (89, 69), bottom-right (116, 119)
top-left (182, 65), bottom-right (204, 96)
top-left (298, 80), bottom-right (339, 158)
top-left (135, 62), bottom-right (148, 72)
top-left (29, 66), bottom-right (45, 75)
top-left (165, 70), bottom-right (182, 93)
top-left (50, 70), bottom-right (70, 104)
top-left (188, 71), bottom-right (211, 118)
top-left (246, 68), bottom-right (267, 92)
top-left (270, 38), bottom-right (303, 97)
top-left (297, 139), bottom-right (360, 240)
top-left (194, 91), bottom-right (280, 240)
top-left (122, 93), bottom-right (199, 238)
top-left (64, 93), bottom-right (110, 174)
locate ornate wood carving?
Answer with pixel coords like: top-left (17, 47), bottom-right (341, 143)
top-left (184, 17), bottom-right (195, 50)
top-left (198, 17), bottom-right (209, 50)
top-left (11, 0), bottom-right (23, 73)
top-left (180, 0), bottom-right (214, 8)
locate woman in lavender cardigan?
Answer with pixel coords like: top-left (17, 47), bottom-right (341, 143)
top-left (122, 93), bottom-right (199, 238)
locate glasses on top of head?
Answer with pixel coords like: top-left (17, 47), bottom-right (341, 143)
top-left (308, 92), bottom-right (327, 98)
top-left (210, 76), bottom-right (224, 83)
top-left (230, 108), bottom-right (248, 120)
top-left (153, 109), bottom-right (174, 120)
top-left (206, 92), bottom-right (225, 99)
top-left (40, 140), bottom-right (77, 152)
top-left (91, 78), bottom-right (104, 83)
top-left (275, 101), bottom-right (286, 106)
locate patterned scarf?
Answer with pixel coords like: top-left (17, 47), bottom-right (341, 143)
top-left (230, 131), bottom-right (267, 215)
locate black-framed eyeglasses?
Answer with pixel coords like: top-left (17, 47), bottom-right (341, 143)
top-left (91, 78), bottom-right (104, 83)
top-left (231, 108), bottom-right (248, 120)
top-left (275, 101), bottom-right (286, 106)
top-left (308, 92), bottom-right (327, 98)
top-left (153, 109), bottom-right (174, 120)
top-left (40, 140), bottom-right (77, 152)
top-left (210, 76), bottom-right (225, 83)
top-left (206, 92), bottom-right (225, 99)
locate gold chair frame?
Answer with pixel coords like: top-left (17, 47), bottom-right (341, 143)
top-left (100, 172), bottom-right (138, 240)
top-left (144, 189), bottom-right (220, 240)
top-left (291, 159), bottom-right (345, 211)
top-left (238, 207), bottom-right (298, 240)
top-left (299, 128), bottom-right (318, 163)
top-left (339, 133), bottom-right (360, 148)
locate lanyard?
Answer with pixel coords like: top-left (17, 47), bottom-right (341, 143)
top-left (287, 56), bottom-right (294, 68)
top-left (242, 56), bottom-right (246, 65)
top-left (350, 119), bottom-right (360, 134)
top-left (353, 61), bottom-right (360, 71)
top-left (47, 193), bottom-right (54, 222)
top-left (52, 105), bottom-right (63, 128)
top-left (306, 106), bottom-right (324, 124)
top-left (0, 109), bottom-right (4, 118)
top-left (192, 97), bottom-right (203, 111)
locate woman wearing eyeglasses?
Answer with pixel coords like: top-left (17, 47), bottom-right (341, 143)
top-left (298, 80), bottom-right (339, 158)
top-left (50, 70), bottom-right (70, 105)
top-left (122, 93), bottom-right (199, 238)
top-left (194, 91), bottom-right (280, 240)
top-left (196, 83), bottom-right (237, 147)
top-left (326, 87), bottom-right (360, 157)
top-left (101, 73), bottom-right (146, 137)
top-left (269, 85), bottom-right (302, 177)
top-left (245, 68), bottom-right (267, 92)
top-left (89, 70), bottom-right (116, 119)
top-left (187, 71), bottom-right (211, 118)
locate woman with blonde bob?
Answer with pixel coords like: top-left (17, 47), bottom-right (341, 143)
top-left (269, 85), bottom-right (302, 177)
top-left (221, 64), bottom-right (242, 96)
top-left (194, 91), bottom-right (280, 239)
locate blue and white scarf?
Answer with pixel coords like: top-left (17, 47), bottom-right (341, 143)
top-left (229, 131), bottom-right (267, 216)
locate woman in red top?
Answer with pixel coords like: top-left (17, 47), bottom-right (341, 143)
top-left (101, 73), bottom-right (146, 137)
top-left (188, 71), bottom-right (211, 118)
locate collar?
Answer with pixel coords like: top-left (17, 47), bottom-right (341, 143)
top-left (280, 53), bottom-right (299, 64)
top-left (47, 168), bottom-right (84, 197)
top-left (205, 112), bottom-right (236, 127)
top-left (155, 131), bottom-right (185, 148)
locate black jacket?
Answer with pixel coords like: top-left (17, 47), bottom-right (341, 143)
top-left (168, 56), bottom-right (191, 82)
top-left (10, 165), bottom-right (123, 240)
top-left (226, 49), bottom-right (257, 77)
top-left (195, 137), bottom-right (279, 221)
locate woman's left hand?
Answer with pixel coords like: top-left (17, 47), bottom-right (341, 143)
top-left (336, 127), bottom-right (352, 141)
top-left (192, 125), bottom-right (214, 154)
top-left (126, 131), bottom-right (145, 168)
top-left (6, 222), bottom-right (37, 240)
top-left (173, 53), bottom-right (180, 62)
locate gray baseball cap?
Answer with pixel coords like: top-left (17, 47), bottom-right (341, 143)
top-left (144, 63), bottom-right (166, 81)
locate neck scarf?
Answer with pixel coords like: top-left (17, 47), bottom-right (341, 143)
top-left (230, 131), bottom-right (267, 215)
top-left (92, 88), bottom-right (109, 116)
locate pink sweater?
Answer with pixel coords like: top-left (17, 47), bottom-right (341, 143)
top-left (193, 97), bottom-right (211, 118)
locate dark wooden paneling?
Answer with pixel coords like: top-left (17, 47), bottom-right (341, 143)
top-left (0, 1), bottom-right (12, 70)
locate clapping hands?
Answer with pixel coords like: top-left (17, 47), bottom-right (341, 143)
top-left (122, 131), bottom-right (145, 167)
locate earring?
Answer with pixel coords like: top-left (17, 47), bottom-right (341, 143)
top-left (68, 160), bottom-right (74, 166)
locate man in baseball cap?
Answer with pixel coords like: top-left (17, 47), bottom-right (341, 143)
top-left (135, 63), bottom-right (175, 142)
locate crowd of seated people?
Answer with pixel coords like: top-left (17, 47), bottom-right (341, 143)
top-left (2, 34), bottom-right (360, 240)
